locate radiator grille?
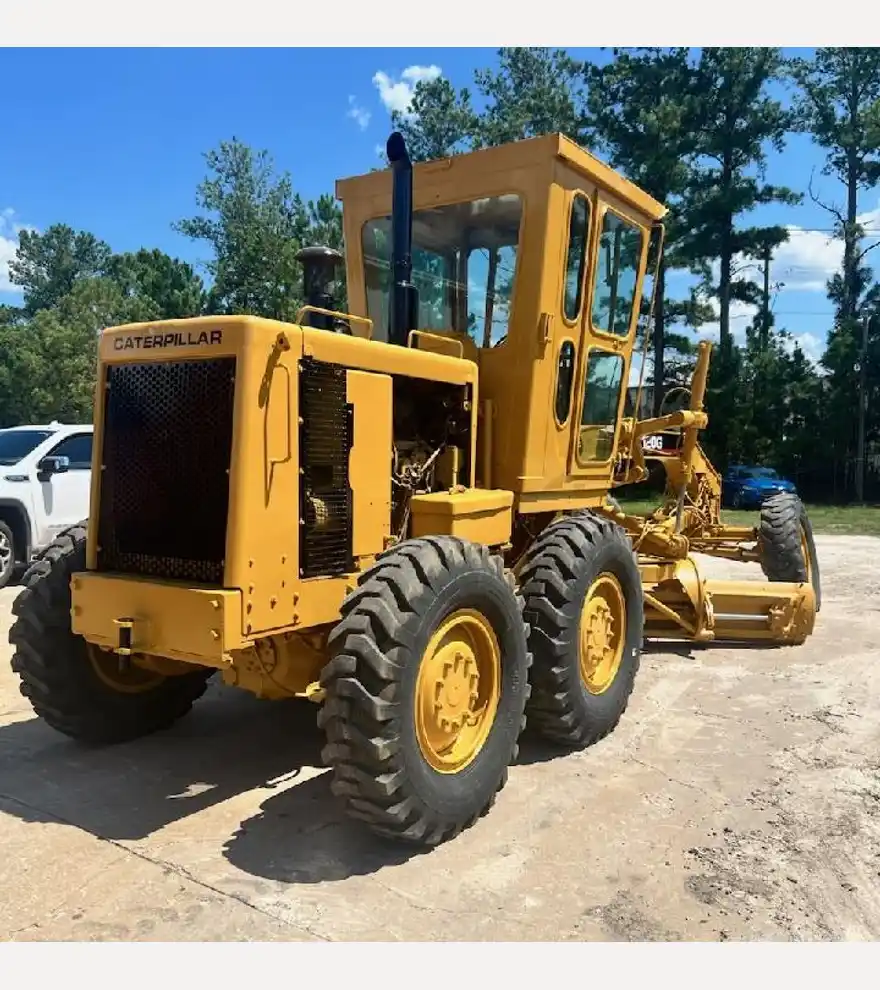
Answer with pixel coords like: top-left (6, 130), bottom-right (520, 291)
top-left (97, 357), bottom-right (236, 584)
top-left (299, 359), bottom-right (354, 578)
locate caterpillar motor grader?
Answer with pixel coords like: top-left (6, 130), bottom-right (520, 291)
top-left (9, 131), bottom-right (819, 847)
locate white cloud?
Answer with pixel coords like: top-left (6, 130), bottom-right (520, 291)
top-left (0, 209), bottom-right (35, 295)
top-left (772, 227), bottom-right (843, 292)
top-left (372, 64), bottom-right (442, 120)
top-left (742, 201), bottom-right (880, 295)
top-left (346, 95), bottom-right (371, 132)
top-left (694, 296), bottom-right (758, 344)
top-left (783, 331), bottom-right (824, 365)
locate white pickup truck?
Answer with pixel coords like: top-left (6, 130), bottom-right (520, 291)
top-left (0, 422), bottom-right (94, 589)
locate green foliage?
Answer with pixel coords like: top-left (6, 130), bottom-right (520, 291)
top-left (0, 277), bottom-right (158, 427)
top-left (174, 138), bottom-right (313, 320)
top-left (790, 48), bottom-right (880, 325)
top-left (106, 249), bottom-right (205, 319)
top-left (677, 49), bottom-right (800, 343)
top-left (587, 47), bottom-right (707, 410)
top-left (9, 224), bottom-right (112, 315)
top-left (473, 47), bottom-right (590, 148)
top-left (174, 138), bottom-right (345, 319)
top-left (390, 77), bottom-right (478, 162)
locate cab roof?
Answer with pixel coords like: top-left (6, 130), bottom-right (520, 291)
top-left (336, 132), bottom-right (668, 224)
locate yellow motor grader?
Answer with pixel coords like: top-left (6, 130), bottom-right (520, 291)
top-left (9, 131), bottom-right (819, 846)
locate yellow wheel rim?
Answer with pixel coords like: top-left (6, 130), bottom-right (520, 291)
top-left (579, 573), bottom-right (626, 695)
top-left (414, 608), bottom-right (501, 774)
top-left (87, 644), bottom-right (165, 694)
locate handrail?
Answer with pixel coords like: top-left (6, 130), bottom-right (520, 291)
top-left (406, 329), bottom-right (465, 359)
top-left (295, 306), bottom-right (374, 339)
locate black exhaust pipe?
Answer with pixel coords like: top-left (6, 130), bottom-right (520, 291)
top-left (386, 131), bottom-right (419, 347)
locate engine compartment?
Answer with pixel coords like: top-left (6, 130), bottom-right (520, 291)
top-left (390, 376), bottom-right (473, 542)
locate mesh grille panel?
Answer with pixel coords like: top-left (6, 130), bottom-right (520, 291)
top-left (299, 359), bottom-right (353, 578)
top-left (97, 357), bottom-right (236, 584)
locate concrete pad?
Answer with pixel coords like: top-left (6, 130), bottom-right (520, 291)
top-left (1, 535), bottom-right (879, 941)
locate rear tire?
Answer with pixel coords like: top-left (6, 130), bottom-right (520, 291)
top-left (519, 512), bottom-right (644, 748)
top-left (759, 493), bottom-right (821, 611)
top-left (318, 535), bottom-right (531, 846)
top-left (9, 525), bottom-right (213, 743)
top-left (0, 520), bottom-right (16, 590)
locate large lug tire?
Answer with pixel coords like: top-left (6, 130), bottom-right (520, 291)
top-left (519, 511), bottom-right (644, 748)
top-left (318, 535), bottom-right (532, 846)
top-left (9, 525), bottom-right (213, 743)
top-left (758, 492), bottom-right (822, 612)
top-left (0, 520), bottom-right (15, 590)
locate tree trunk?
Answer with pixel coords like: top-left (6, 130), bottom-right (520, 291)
top-left (760, 243), bottom-right (771, 348)
top-left (719, 151), bottom-right (734, 353)
top-left (844, 149), bottom-right (859, 323)
top-left (719, 228), bottom-right (732, 352)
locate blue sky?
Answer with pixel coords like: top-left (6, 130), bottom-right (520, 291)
top-left (2, 46), bottom-right (877, 366)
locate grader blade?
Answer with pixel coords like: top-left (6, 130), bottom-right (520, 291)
top-left (640, 558), bottom-right (817, 646)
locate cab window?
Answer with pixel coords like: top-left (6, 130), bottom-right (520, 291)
top-left (362, 194), bottom-right (524, 348)
top-left (563, 194), bottom-right (591, 322)
top-left (577, 350), bottom-right (625, 463)
top-left (591, 210), bottom-right (643, 337)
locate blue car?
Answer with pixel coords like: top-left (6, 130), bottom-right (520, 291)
top-left (722, 465), bottom-right (797, 509)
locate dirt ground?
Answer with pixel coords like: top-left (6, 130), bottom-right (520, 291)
top-left (1, 534), bottom-right (879, 942)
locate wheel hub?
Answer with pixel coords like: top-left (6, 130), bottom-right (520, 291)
top-left (432, 648), bottom-right (480, 733)
top-left (579, 573), bottom-right (626, 695)
top-left (415, 609), bottom-right (501, 774)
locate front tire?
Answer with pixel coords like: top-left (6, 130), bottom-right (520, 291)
top-left (759, 493), bottom-right (821, 611)
top-left (318, 536), bottom-right (531, 846)
top-left (519, 512), bottom-right (644, 748)
top-left (9, 525), bottom-right (213, 743)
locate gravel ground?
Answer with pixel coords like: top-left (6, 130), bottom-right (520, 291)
top-left (1, 534), bottom-right (879, 942)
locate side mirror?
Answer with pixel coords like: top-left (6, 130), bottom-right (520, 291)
top-left (37, 455), bottom-right (70, 480)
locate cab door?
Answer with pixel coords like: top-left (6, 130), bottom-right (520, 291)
top-left (566, 200), bottom-right (649, 482)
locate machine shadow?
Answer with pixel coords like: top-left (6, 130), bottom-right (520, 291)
top-left (0, 681), bottom-right (332, 842)
top-left (221, 726), bottom-right (564, 884)
top-left (0, 680), bottom-right (475, 883)
top-left (0, 677), bottom-right (579, 885)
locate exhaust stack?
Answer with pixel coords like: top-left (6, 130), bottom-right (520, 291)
top-left (386, 131), bottom-right (419, 346)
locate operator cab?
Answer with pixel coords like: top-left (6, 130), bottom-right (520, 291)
top-left (335, 132), bottom-right (667, 509)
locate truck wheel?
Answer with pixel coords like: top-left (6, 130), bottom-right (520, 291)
top-left (319, 535), bottom-right (531, 846)
top-left (519, 512), bottom-right (644, 748)
top-left (759, 493), bottom-right (822, 612)
top-left (9, 525), bottom-right (213, 743)
top-left (0, 520), bottom-right (15, 590)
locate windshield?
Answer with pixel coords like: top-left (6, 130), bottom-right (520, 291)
top-left (362, 194), bottom-right (523, 348)
top-left (744, 467), bottom-right (779, 480)
top-left (0, 429), bottom-right (53, 466)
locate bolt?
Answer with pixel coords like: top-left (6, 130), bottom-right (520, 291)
top-left (210, 629), bottom-right (220, 641)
